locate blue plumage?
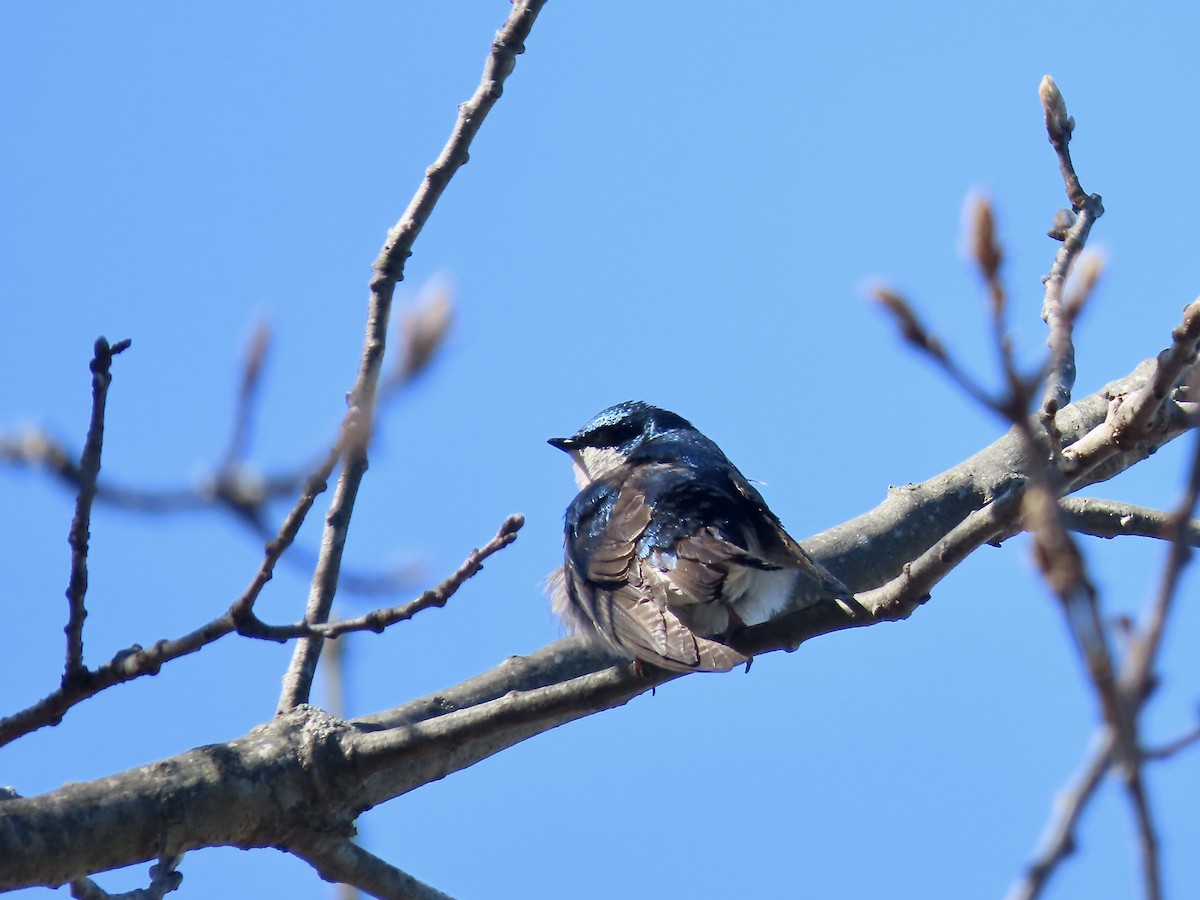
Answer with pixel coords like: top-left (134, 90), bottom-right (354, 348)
top-left (549, 401), bottom-right (850, 672)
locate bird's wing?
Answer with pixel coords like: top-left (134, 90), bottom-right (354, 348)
top-left (564, 480), bottom-right (748, 672)
top-left (727, 469), bottom-right (854, 599)
top-left (567, 569), bottom-right (749, 672)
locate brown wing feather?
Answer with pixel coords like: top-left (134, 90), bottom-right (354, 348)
top-left (570, 568), bottom-right (748, 673)
top-left (562, 487), bottom-right (749, 672)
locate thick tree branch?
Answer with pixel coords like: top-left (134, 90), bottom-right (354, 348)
top-left (1061, 299), bottom-right (1200, 486)
top-left (276, 0), bottom-right (548, 713)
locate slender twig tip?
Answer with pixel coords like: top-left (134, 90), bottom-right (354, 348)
top-left (968, 193), bottom-right (1004, 282)
top-left (870, 286), bottom-right (944, 358)
top-left (396, 283), bottom-right (454, 384)
top-left (1064, 252), bottom-right (1105, 319)
top-left (1039, 75), bottom-right (1074, 145)
top-left (244, 319), bottom-right (272, 384)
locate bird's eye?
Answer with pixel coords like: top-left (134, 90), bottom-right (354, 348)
top-left (585, 420), bottom-right (641, 448)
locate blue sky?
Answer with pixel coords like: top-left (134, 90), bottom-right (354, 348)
top-left (2, 3), bottom-right (1198, 898)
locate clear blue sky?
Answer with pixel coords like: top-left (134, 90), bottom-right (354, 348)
top-left (2, 3), bottom-right (1198, 898)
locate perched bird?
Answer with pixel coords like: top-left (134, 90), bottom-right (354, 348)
top-left (548, 401), bottom-right (850, 673)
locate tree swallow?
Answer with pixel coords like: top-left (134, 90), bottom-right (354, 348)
top-left (548, 401), bottom-right (851, 673)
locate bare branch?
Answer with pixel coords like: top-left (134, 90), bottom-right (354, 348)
top-left (70, 855), bottom-right (183, 900)
top-left (218, 318), bottom-right (272, 473)
top-left (0, 432), bottom-right (506, 745)
top-left (2, 344), bottom-right (1196, 892)
top-left (277, 0), bottom-right (548, 713)
top-left (1063, 252), bottom-right (1104, 321)
top-left (64, 337), bottom-right (131, 683)
top-left (228, 442), bottom-right (344, 626)
top-left (1, 425), bottom-right (298, 513)
top-left (2, 426), bottom-right (420, 595)
top-left (969, 193), bottom-right (1003, 290)
top-left (1143, 720), bottom-right (1200, 761)
top-left (1039, 75), bottom-right (1087, 211)
top-left (1038, 77), bottom-right (1104, 436)
top-left (883, 78), bottom-right (1171, 900)
top-left (1061, 298), bottom-right (1200, 485)
top-left (871, 286), bottom-right (1000, 411)
top-left (1059, 496), bottom-right (1200, 545)
top-left (0, 433), bottom-right (342, 747)
top-left (1008, 426), bottom-right (1200, 900)
top-left (380, 284), bottom-right (454, 404)
top-left (291, 836), bottom-right (453, 900)
top-left (1123, 771), bottom-right (1162, 900)
top-left (238, 515), bottom-right (523, 641)
top-left (1120, 429), bottom-right (1200, 705)
top-left (1007, 731), bottom-right (1113, 900)
top-left (848, 481), bottom-right (1025, 621)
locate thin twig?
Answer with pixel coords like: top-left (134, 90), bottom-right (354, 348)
top-left (968, 195), bottom-right (1018, 405)
top-left (70, 854), bottom-right (184, 900)
top-left (1122, 770), bottom-right (1161, 900)
top-left (0, 439), bottom-right (340, 746)
top-left (1059, 496), bottom-right (1200, 545)
top-left (2, 426), bottom-right (299, 512)
top-left (3, 429), bottom-right (416, 596)
top-left (883, 76), bottom-right (1171, 900)
top-left (276, 0), bottom-right (548, 713)
top-left (0, 467), bottom-right (521, 748)
top-left (851, 481), bottom-right (1026, 618)
top-left (228, 442), bottom-right (344, 624)
top-left (64, 337), bottom-right (131, 683)
top-left (238, 515), bottom-right (523, 641)
top-left (1007, 731), bottom-right (1114, 900)
top-left (1143, 720), bottom-right (1200, 761)
top-left (870, 286), bottom-right (1004, 411)
top-left (1110, 430), bottom-right (1200, 900)
top-left (378, 284), bottom-right (454, 406)
top-left (1037, 76), bottom-right (1104, 444)
top-left (1011, 335), bottom-right (1200, 900)
top-left (219, 318), bottom-right (271, 473)
top-left (291, 836), bottom-right (454, 900)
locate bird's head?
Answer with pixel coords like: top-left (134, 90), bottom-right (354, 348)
top-left (549, 400), bottom-right (694, 488)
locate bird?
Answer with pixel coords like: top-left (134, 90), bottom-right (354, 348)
top-left (548, 400), bottom-right (851, 673)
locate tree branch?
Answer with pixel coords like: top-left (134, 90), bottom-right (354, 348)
top-left (276, 0), bottom-right (549, 713)
top-left (237, 515), bottom-right (523, 641)
top-left (1037, 75), bottom-right (1104, 436)
top-left (3, 348), bottom-right (1192, 895)
top-left (69, 855), bottom-right (183, 900)
top-left (1058, 496), bottom-right (1200, 545)
top-left (1008, 424), bottom-right (1200, 899)
top-left (290, 836), bottom-right (453, 900)
top-left (0, 487), bottom-right (517, 747)
top-left (1007, 731), bottom-right (1113, 900)
top-left (63, 337), bottom-right (131, 683)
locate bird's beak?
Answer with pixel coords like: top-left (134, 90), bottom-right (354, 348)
top-left (548, 436), bottom-right (575, 452)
